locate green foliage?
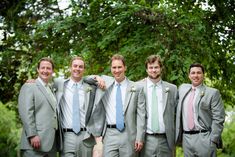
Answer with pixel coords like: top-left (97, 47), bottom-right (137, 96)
top-left (218, 109), bottom-right (235, 156)
top-left (0, 102), bottom-right (21, 157)
top-left (0, 0), bottom-right (234, 154)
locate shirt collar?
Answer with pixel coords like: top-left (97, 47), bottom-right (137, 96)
top-left (68, 78), bottom-right (83, 88)
top-left (147, 77), bottom-right (162, 88)
top-left (37, 77), bottom-right (47, 86)
top-left (114, 77), bottom-right (127, 87)
top-left (192, 83), bottom-right (203, 91)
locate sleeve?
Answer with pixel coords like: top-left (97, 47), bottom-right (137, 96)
top-left (18, 83), bottom-right (38, 138)
top-left (210, 89), bottom-right (225, 144)
top-left (136, 86), bottom-right (146, 142)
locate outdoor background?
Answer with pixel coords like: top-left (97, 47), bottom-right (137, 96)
top-left (0, 0), bottom-right (234, 156)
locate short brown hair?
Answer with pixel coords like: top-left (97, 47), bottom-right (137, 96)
top-left (70, 56), bottom-right (85, 68)
top-left (110, 54), bottom-right (126, 66)
top-left (145, 55), bottom-right (163, 69)
top-left (189, 63), bottom-right (205, 74)
top-left (37, 57), bottom-right (54, 70)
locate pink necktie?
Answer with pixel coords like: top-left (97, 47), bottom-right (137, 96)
top-left (188, 88), bottom-right (195, 130)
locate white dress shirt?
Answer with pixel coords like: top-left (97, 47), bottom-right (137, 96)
top-left (182, 84), bottom-right (203, 131)
top-left (146, 78), bottom-right (165, 134)
top-left (61, 78), bottom-right (85, 129)
top-left (103, 78), bottom-right (127, 125)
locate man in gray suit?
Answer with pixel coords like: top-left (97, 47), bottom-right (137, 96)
top-left (54, 56), bottom-right (98, 157)
top-left (138, 55), bottom-right (178, 157)
top-left (175, 63), bottom-right (225, 157)
top-left (91, 54), bottom-right (146, 157)
top-left (18, 57), bottom-right (58, 157)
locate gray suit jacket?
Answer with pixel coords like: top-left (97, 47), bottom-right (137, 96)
top-left (137, 79), bottom-right (177, 150)
top-left (54, 78), bottom-right (97, 147)
top-left (18, 79), bottom-right (58, 152)
top-left (175, 83), bottom-right (225, 148)
top-left (91, 75), bottom-right (146, 142)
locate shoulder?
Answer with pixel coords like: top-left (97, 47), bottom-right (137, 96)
top-left (136, 78), bottom-right (147, 87)
top-left (204, 86), bottom-right (220, 95)
top-left (21, 82), bottom-right (36, 90)
top-left (101, 75), bottom-right (114, 81)
top-left (54, 77), bottom-right (66, 84)
top-left (162, 81), bottom-right (177, 88)
top-left (179, 83), bottom-right (191, 89)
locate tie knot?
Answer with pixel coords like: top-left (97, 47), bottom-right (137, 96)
top-left (153, 84), bottom-right (157, 88)
top-left (116, 83), bottom-right (121, 87)
top-left (192, 87), bottom-right (196, 91)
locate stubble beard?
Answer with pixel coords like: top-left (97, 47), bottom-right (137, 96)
top-left (148, 74), bottom-right (161, 80)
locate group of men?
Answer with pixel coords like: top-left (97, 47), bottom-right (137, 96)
top-left (18, 54), bottom-right (225, 157)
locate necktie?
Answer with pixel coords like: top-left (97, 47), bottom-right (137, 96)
top-left (151, 84), bottom-right (159, 132)
top-left (72, 83), bottom-right (80, 134)
top-left (116, 84), bottom-right (124, 131)
top-left (188, 88), bottom-right (196, 130)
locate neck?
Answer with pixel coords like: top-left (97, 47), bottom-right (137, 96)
top-left (71, 77), bottom-right (82, 83)
top-left (148, 77), bottom-right (161, 84)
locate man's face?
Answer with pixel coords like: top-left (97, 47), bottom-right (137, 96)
top-left (37, 61), bottom-right (53, 83)
top-left (111, 59), bottom-right (126, 83)
top-left (188, 67), bottom-right (204, 87)
top-left (146, 60), bottom-right (162, 80)
top-left (70, 59), bottom-right (85, 82)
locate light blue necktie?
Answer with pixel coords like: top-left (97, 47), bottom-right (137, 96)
top-left (151, 84), bottom-right (159, 132)
top-left (116, 84), bottom-right (124, 131)
top-left (72, 83), bottom-right (80, 134)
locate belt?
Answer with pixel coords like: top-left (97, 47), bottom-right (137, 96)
top-left (147, 133), bottom-right (166, 136)
top-left (107, 124), bottom-right (125, 129)
top-left (63, 128), bottom-right (87, 133)
top-left (183, 130), bottom-right (208, 134)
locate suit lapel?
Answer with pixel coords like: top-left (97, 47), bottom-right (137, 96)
top-left (83, 83), bottom-right (90, 113)
top-left (96, 76), bottom-right (115, 105)
top-left (195, 85), bottom-right (206, 118)
top-left (123, 80), bottom-right (134, 113)
top-left (36, 79), bottom-right (56, 111)
top-left (162, 81), bottom-right (168, 112)
top-left (180, 86), bottom-right (191, 111)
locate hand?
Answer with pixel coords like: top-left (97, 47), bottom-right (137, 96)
top-left (95, 76), bottom-right (106, 90)
top-left (134, 140), bottom-right (143, 152)
top-left (30, 135), bottom-right (41, 149)
top-left (26, 79), bottom-right (36, 83)
top-left (93, 141), bottom-right (103, 157)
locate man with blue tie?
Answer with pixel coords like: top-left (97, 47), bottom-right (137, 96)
top-left (18, 57), bottom-right (58, 157)
top-left (176, 63), bottom-right (225, 157)
top-left (138, 55), bottom-right (178, 157)
top-left (54, 56), bottom-right (98, 157)
top-left (91, 54), bottom-right (146, 157)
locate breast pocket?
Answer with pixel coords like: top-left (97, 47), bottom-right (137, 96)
top-left (200, 101), bottom-right (210, 110)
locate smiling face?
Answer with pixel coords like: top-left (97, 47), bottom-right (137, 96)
top-left (188, 67), bottom-right (204, 87)
top-left (111, 59), bottom-right (126, 83)
top-left (37, 60), bottom-right (54, 83)
top-left (146, 60), bottom-right (162, 81)
top-left (70, 59), bottom-right (85, 82)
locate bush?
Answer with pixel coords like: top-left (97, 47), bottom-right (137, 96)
top-left (0, 102), bottom-right (21, 157)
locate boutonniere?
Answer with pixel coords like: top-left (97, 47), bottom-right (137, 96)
top-left (200, 91), bottom-right (205, 97)
top-left (130, 86), bottom-right (136, 92)
top-left (165, 87), bottom-right (170, 93)
top-left (85, 87), bottom-right (92, 93)
top-left (52, 87), bottom-right (57, 93)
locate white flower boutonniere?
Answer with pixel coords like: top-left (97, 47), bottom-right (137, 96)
top-left (200, 91), bottom-right (205, 97)
top-left (86, 87), bottom-right (92, 93)
top-left (130, 86), bottom-right (136, 92)
top-left (52, 87), bottom-right (57, 93)
top-left (165, 87), bottom-right (170, 93)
